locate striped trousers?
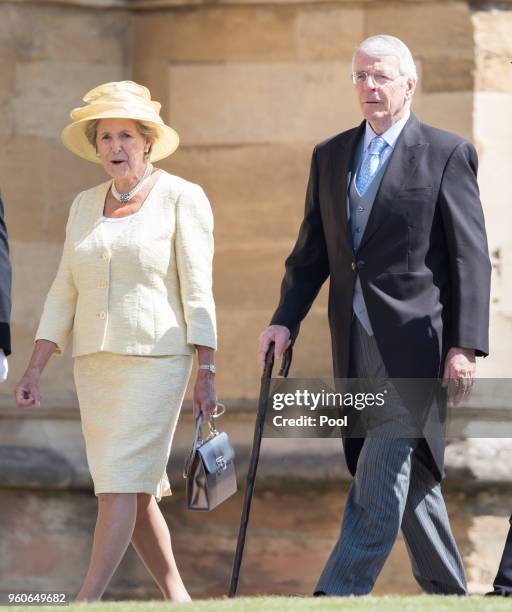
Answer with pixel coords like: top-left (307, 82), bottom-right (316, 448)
top-left (315, 317), bottom-right (467, 596)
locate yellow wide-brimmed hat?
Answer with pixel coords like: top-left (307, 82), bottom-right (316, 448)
top-left (61, 81), bottom-right (179, 163)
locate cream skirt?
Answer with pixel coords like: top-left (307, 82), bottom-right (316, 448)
top-left (73, 352), bottom-right (193, 501)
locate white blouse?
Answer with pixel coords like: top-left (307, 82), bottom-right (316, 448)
top-left (101, 214), bottom-right (134, 247)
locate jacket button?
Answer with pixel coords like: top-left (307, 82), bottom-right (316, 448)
top-left (101, 251), bottom-right (109, 261)
top-left (99, 280), bottom-right (107, 289)
top-left (357, 260), bottom-right (365, 269)
top-left (351, 262), bottom-right (356, 271)
top-left (98, 311), bottom-right (107, 319)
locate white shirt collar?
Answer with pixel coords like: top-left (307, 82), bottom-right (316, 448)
top-left (363, 109), bottom-right (411, 153)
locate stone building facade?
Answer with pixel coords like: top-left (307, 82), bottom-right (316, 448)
top-left (1, 0), bottom-right (511, 403)
top-left (0, 0), bottom-right (511, 599)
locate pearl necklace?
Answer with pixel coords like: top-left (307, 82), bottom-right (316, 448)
top-left (111, 163), bottom-right (154, 203)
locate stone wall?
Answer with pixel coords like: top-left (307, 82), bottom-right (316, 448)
top-left (2, 483), bottom-right (511, 599)
top-left (3, 0), bottom-right (509, 408)
top-left (133, 0), bottom-right (480, 400)
top-left (0, 1), bottom-right (132, 404)
top-left (472, 5), bottom-right (512, 376)
top-left (1, 0), bottom-right (512, 600)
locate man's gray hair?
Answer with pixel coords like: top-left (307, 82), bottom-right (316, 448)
top-left (353, 35), bottom-right (418, 82)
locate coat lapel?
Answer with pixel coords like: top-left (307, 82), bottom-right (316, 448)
top-left (328, 121), bottom-right (365, 245)
top-left (357, 113), bottom-right (428, 251)
top-left (89, 181), bottom-right (111, 252)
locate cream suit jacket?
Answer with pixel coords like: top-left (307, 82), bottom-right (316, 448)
top-left (36, 171), bottom-right (217, 356)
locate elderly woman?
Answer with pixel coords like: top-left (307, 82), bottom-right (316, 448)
top-left (14, 81), bottom-right (217, 602)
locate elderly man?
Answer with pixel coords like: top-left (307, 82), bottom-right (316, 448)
top-left (259, 35), bottom-right (491, 595)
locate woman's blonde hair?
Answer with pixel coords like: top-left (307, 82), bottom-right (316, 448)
top-left (85, 119), bottom-right (159, 161)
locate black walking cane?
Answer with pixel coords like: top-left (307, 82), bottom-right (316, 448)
top-left (228, 340), bottom-right (293, 597)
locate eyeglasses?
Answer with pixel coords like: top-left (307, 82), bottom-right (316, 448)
top-left (351, 71), bottom-right (402, 86)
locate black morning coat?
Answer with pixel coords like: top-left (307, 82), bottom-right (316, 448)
top-left (0, 193), bottom-right (11, 356)
top-left (271, 113), bottom-right (492, 481)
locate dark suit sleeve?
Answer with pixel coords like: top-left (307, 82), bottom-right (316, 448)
top-left (439, 141), bottom-right (491, 357)
top-left (270, 146), bottom-right (330, 341)
top-left (0, 193), bottom-right (11, 355)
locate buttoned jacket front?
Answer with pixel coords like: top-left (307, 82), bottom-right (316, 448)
top-left (36, 171), bottom-right (217, 357)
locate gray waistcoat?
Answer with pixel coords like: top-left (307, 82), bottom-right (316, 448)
top-left (348, 143), bottom-right (391, 336)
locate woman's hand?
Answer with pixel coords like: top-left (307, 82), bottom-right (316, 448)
top-left (15, 369), bottom-right (42, 407)
top-left (193, 370), bottom-right (217, 420)
top-left (14, 339), bottom-right (58, 408)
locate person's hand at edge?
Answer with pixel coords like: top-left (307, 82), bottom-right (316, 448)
top-left (258, 325), bottom-right (291, 370)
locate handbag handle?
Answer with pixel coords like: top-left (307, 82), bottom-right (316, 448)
top-left (195, 402), bottom-right (227, 446)
top-left (183, 419), bottom-right (202, 480)
top-left (183, 404), bottom-right (227, 479)
top-left (193, 415), bottom-right (203, 450)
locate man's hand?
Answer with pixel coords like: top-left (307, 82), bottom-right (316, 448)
top-left (442, 347), bottom-right (476, 407)
top-left (258, 325), bottom-right (291, 370)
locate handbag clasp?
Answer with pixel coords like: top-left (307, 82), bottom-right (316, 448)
top-left (215, 455), bottom-right (227, 471)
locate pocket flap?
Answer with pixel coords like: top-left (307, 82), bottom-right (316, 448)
top-left (399, 186), bottom-right (433, 199)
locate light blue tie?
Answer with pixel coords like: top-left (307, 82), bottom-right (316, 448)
top-left (355, 136), bottom-right (388, 196)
